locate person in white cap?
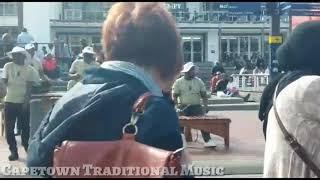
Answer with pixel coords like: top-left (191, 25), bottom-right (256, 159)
top-left (31, 41), bottom-right (44, 62)
top-left (2, 46), bottom-right (38, 161)
top-left (172, 62), bottom-right (217, 148)
top-left (67, 46), bottom-right (99, 90)
top-left (25, 43), bottom-right (48, 83)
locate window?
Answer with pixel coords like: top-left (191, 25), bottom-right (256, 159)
top-left (0, 2), bottom-right (17, 16)
top-left (64, 9), bottom-right (82, 21)
top-left (182, 35), bottom-right (204, 62)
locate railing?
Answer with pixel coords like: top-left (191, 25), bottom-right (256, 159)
top-left (170, 11), bottom-right (290, 24)
top-left (51, 10), bottom-right (290, 24)
top-left (59, 9), bottom-right (107, 23)
top-left (231, 74), bottom-right (269, 92)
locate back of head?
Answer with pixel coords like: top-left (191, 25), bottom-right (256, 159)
top-left (277, 21), bottom-right (320, 74)
top-left (102, 2), bottom-right (183, 81)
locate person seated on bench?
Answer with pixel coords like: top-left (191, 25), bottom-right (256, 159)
top-left (172, 62), bottom-right (217, 148)
top-left (216, 75), bottom-right (250, 101)
top-left (210, 71), bottom-right (223, 94)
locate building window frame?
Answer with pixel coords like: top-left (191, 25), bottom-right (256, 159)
top-left (181, 34), bottom-right (206, 63)
top-left (0, 2), bottom-right (17, 16)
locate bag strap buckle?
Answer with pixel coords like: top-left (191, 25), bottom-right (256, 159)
top-left (122, 92), bottom-right (153, 136)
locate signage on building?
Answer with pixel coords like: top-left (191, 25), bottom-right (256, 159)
top-left (216, 2), bottom-right (262, 15)
top-left (166, 3), bottom-right (184, 10)
top-left (269, 36), bottom-right (283, 44)
top-left (280, 2), bottom-right (320, 16)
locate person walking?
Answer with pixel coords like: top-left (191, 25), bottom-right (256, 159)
top-left (172, 62), bottom-right (217, 148)
top-left (2, 46), bottom-right (37, 161)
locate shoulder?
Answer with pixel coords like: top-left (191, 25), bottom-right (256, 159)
top-left (4, 62), bottom-right (13, 68)
top-left (3, 62), bottom-right (14, 71)
top-left (277, 75), bottom-right (320, 119)
top-left (72, 59), bottom-right (82, 65)
top-left (173, 77), bottom-right (184, 85)
top-left (280, 76), bottom-right (320, 100)
top-left (195, 77), bottom-right (205, 84)
top-left (176, 77), bottom-right (185, 82)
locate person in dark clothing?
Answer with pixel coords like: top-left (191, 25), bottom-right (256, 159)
top-left (27, 2), bottom-right (188, 172)
top-left (258, 73), bottom-right (285, 140)
top-left (264, 22), bottom-right (320, 177)
top-left (211, 61), bottom-right (225, 75)
top-left (261, 21), bottom-right (320, 141)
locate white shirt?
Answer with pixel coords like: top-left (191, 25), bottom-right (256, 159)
top-left (2, 62), bottom-right (37, 103)
top-left (239, 68), bottom-right (247, 75)
top-left (264, 76), bottom-right (320, 178)
top-left (35, 49), bottom-right (44, 62)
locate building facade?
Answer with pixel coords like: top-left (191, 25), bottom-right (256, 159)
top-left (0, 2), bottom-right (290, 66)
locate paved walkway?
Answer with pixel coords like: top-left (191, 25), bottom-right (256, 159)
top-left (0, 110), bottom-right (264, 178)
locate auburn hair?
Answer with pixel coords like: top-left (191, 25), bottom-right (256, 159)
top-left (102, 2), bottom-right (183, 81)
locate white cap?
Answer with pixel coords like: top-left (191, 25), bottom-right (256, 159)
top-left (181, 62), bottom-right (196, 73)
top-left (82, 46), bottom-right (95, 55)
top-left (25, 43), bottom-right (35, 50)
top-left (7, 46), bottom-right (28, 58)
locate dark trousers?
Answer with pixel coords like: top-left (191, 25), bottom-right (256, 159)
top-left (179, 104), bottom-right (211, 143)
top-left (4, 102), bottom-right (30, 153)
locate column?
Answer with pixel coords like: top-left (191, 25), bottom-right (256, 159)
top-left (248, 36), bottom-right (251, 58)
top-left (237, 37), bottom-right (240, 56)
top-left (269, 2), bottom-right (281, 80)
top-left (17, 2), bottom-right (23, 31)
top-left (227, 38), bottom-right (230, 53)
top-left (207, 30), bottom-right (219, 63)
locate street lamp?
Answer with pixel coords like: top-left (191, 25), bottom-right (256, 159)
top-left (266, 2), bottom-right (282, 80)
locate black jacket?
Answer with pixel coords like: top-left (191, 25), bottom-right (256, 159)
top-left (27, 67), bottom-right (183, 168)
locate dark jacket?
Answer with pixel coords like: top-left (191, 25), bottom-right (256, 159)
top-left (211, 64), bottom-right (225, 75)
top-left (27, 67), bottom-right (183, 168)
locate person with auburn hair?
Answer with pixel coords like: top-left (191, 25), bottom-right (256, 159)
top-left (27, 2), bottom-right (187, 173)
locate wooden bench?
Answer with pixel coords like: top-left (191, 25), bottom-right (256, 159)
top-left (179, 116), bottom-right (231, 149)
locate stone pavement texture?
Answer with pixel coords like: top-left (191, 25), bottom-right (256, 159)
top-left (0, 110), bottom-right (264, 178)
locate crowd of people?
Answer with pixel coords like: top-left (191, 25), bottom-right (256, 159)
top-left (0, 2), bottom-right (319, 178)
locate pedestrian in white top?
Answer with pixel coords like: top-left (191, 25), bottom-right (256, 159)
top-left (67, 46), bottom-right (99, 90)
top-left (2, 46), bottom-right (37, 161)
top-left (31, 41), bottom-right (44, 62)
top-left (16, 28), bottom-right (34, 47)
top-left (264, 21), bottom-right (320, 178)
top-left (25, 43), bottom-right (49, 83)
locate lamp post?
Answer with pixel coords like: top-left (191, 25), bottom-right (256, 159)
top-left (267, 2), bottom-right (282, 80)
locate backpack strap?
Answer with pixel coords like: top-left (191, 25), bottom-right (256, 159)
top-left (122, 92), bottom-right (153, 136)
top-left (273, 83), bottom-right (320, 177)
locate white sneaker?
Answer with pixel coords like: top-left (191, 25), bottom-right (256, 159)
top-left (204, 139), bottom-right (217, 148)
